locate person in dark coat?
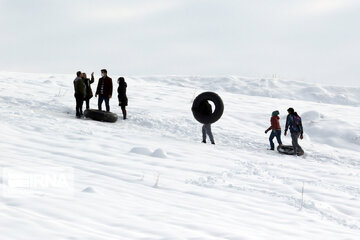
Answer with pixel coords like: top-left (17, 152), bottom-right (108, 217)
top-left (81, 72), bottom-right (94, 110)
top-left (200, 100), bottom-right (215, 144)
top-left (117, 77), bottom-right (128, 120)
top-left (95, 69), bottom-right (113, 112)
top-left (73, 71), bottom-right (85, 118)
top-left (285, 107), bottom-right (304, 156)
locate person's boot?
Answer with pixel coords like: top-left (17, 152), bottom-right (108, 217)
top-left (123, 110), bottom-right (127, 120)
top-left (211, 141), bottom-right (215, 145)
top-left (202, 140), bottom-right (206, 144)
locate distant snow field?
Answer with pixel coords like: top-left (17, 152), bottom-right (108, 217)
top-left (0, 72), bottom-right (359, 240)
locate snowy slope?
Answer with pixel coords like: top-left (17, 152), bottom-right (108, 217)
top-left (0, 72), bottom-right (359, 240)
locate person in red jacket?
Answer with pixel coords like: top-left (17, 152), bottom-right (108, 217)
top-left (95, 69), bottom-right (113, 112)
top-left (265, 110), bottom-right (283, 150)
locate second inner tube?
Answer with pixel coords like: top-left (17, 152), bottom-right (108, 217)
top-left (191, 92), bottom-right (224, 124)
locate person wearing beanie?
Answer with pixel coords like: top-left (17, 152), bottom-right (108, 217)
top-left (265, 110), bottom-right (282, 150)
top-left (117, 77), bottom-right (128, 120)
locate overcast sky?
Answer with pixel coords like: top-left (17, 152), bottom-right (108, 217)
top-left (0, 0), bottom-right (359, 86)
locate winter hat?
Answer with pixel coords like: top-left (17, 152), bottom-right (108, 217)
top-left (287, 107), bottom-right (295, 114)
top-left (118, 77), bottom-right (125, 84)
top-left (272, 110), bottom-right (279, 117)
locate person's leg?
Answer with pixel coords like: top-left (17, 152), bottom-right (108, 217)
top-left (104, 96), bottom-right (110, 112)
top-left (275, 130), bottom-right (282, 145)
top-left (205, 124), bottom-right (215, 144)
top-left (75, 94), bottom-right (80, 117)
top-left (294, 133), bottom-right (303, 155)
top-left (202, 125), bottom-right (206, 143)
top-left (291, 133), bottom-right (299, 155)
top-left (269, 130), bottom-right (275, 150)
top-left (79, 97), bottom-right (84, 115)
top-left (85, 98), bottom-right (90, 110)
top-left (98, 95), bottom-right (103, 111)
top-left (121, 106), bottom-right (127, 119)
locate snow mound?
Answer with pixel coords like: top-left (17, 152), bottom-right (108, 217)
top-left (130, 147), bottom-right (167, 158)
top-left (301, 111), bottom-right (360, 151)
top-left (151, 148), bottom-right (167, 158)
top-left (130, 147), bottom-right (153, 156)
top-left (82, 187), bottom-right (96, 193)
top-left (301, 111), bottom-right (322, 123)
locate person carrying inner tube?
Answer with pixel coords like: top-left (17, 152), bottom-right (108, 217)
top-left (73, 71), bottom-right (85, 118)
top-left (265, 110), bottom-right (283, 150)
top-left (200, 100), bottom-right (215, 145)
top-left (284, 107), bottom-right (304, 156)
top-left (117, 77), bottom-right (128, 120)
top-left (81, 72), bottom-right (94, 110)
top-left (95, 69), bottom-right (113, 112)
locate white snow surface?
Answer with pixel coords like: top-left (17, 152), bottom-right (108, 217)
top-left (0, 72), bottom-right (360, 240)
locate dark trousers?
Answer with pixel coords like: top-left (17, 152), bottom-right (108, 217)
top-left (269, 130), bottom-right (282, 150)
top-left (202, 124), bottom-right (214, 143)
top-left (98, 95), bottom-right (110, 112)
top-left (85, 98), bottom-right (90, 109)
top-left (75, 94), bottom-right (84, 117)
top-left (121, 106), bottom-right (127, 119)
top-left (291, 133), bottom-right (303, 155)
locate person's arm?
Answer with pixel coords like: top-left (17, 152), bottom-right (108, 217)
top-left (265, 126), bottom-right (272, 133)
top-left (299, 118), bottom-right (304, 139)
top-left (73, 80), bottom-right (77, 93)
top-left (109, 78), bottom-right (113, 98)
top-left (95, 78), bottom-right (101, 97)
top-left (90, 72), bottom-right (94, 84)
top-left (284, 115), bottom-right (290, 136)
top-left (265, 117), bottom-right (273, 133)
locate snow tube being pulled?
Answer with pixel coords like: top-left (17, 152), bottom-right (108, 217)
top-left (192, 92), bottom-right (224, 124)
top-left (84, 109), bottom-right (118, 123)
top-left (277, 145), bottom-right (304, 156)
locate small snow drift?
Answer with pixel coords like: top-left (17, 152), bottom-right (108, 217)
top-left (130, 147), bottom-right (167, 158)
top-left (277, 145), bottom-right (304, 156)
top-left (84, 109), bottom-right (118, 123)
top-left (151, 148), bottom-right (167, 158)
top-left (130, 147), bottom-right (152, 156)
top-left (192, 92), bottom-right (224, 124)
top-left (82, 187), bottom-right (95, 193)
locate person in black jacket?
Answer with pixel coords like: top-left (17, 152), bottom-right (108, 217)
top-left (81, 72), bottom-right (94, 109)
top-left (73, 71), bottom-right (85, 118)
top-left (200, 100), bottom-right (215, 144)
top-left (117, 77), bottom-right (128, 119)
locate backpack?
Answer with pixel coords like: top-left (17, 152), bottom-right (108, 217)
top-left (290, 115), bottom-right (301, 132)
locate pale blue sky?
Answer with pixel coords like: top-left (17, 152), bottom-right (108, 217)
top-left (0, 0), bottom-right (359, 86)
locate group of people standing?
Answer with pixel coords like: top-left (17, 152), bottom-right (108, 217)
top-left (74, 72), bottom-right (304, 153)
top-left (265, 107), bottom-right (304, 156)
top-left (73, 69), bottom-right (128, 119)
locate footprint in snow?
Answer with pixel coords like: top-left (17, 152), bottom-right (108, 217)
top-left (82, 187), bottom-right (95, 193)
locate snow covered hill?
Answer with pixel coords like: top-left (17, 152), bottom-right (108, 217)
top-left (0, 72), bottom-right (359, 240)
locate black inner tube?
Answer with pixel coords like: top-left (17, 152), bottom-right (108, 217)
top-left (192, 92), bottom-right (224, 124)
top-left (84, 109), bottom-right (118, 123)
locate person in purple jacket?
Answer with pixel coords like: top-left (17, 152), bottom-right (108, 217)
top-left (284, 108), bottom-right (304, 156)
